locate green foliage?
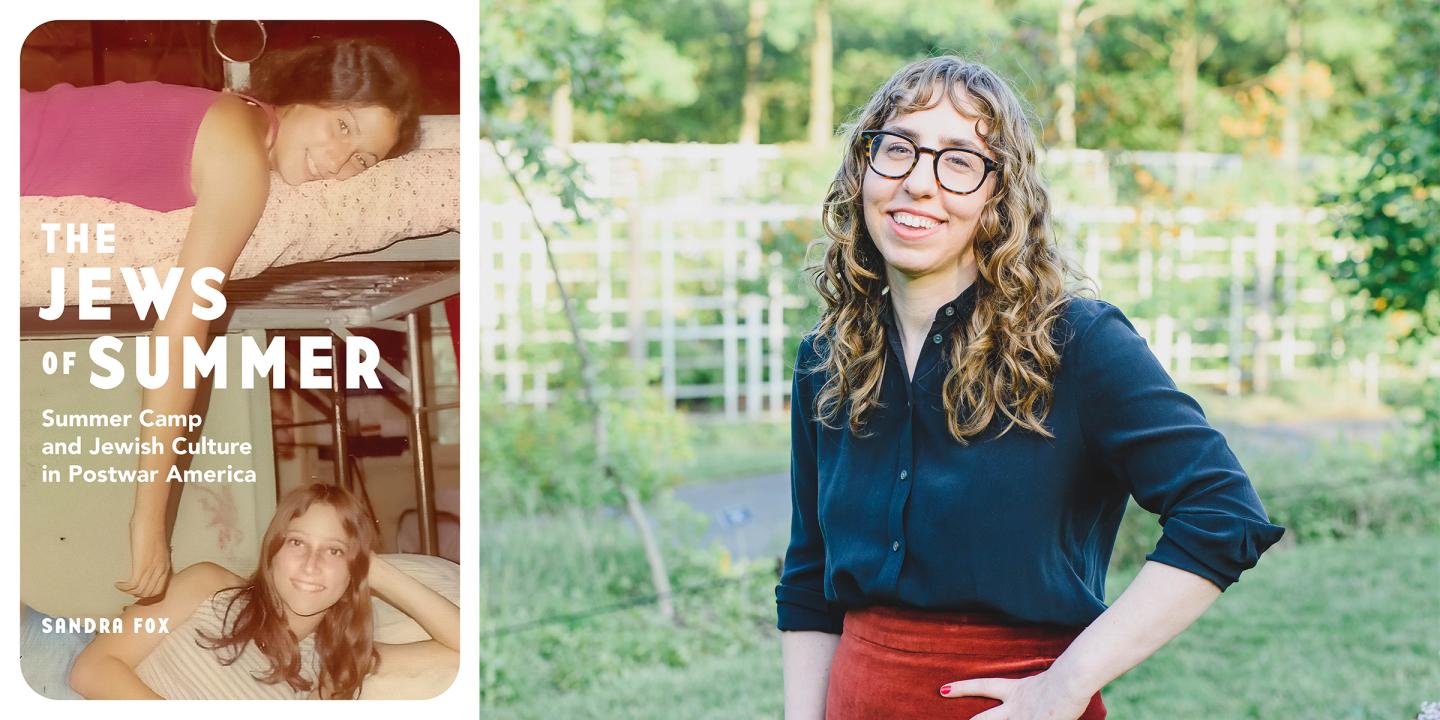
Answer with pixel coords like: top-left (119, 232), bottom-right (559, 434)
top-left (484, 528), bottom-right (1440, 719)
top-left (1408, 379), bottom-right (1440, 468)
top-left (1110, 429), bottom-right (1440, 573)
top-left (682, 419), bottom-right (791, 484)
top-left (481, 376), bottom-right (696, 517)
top-left (481, 2), bottom-right (706, 517)
top-left (477, 0), bottom-right (1411, 155)
top-left (1328, 0), bottom-right (1440, 340)
top-left (480, 501), bottom-right (777, 709)
top-left (480, 0), bottom-right (626, 215)
top-left (479, 0), bottom-right (623, 114)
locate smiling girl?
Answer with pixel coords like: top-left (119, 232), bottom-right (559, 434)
top-left (67, 483), bottom-right (458, 700)
top-left (21, 40), bottom-right (420, 601)
top-left (777, 56), bottom-right (1284, 719)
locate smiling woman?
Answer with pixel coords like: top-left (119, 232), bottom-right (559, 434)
top-left (778, 56), bottom-right (1284, 720)
top-left (272, 104), bottom-right (400, 183)
top-left (251, 41), bottom-right (418, 184)
top-left (66, 483), bottom-right (459, 700)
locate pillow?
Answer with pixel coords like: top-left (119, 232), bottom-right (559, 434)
top-left (19, 148), bottom-right (459, 308)
top-left (362, 553), bottom-right (461, 700)
top-left (371, 552), bottom-right (460, 645)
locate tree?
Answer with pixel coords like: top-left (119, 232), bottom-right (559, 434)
top-left (480, 0), bottom-right (680, 622)
top-left (1328, 0), bottom-right (1440, 465)
top-left (1330, 0), bottom-right (1440, 341)
top-left (1280, 0), bottom-right (1303, 166)
top-left (739, 0), bottom-right (768, 143)
top-left (1055, 0), bottom-right (1130, 148)
top-left (807, 0), bottom-right (833, 146)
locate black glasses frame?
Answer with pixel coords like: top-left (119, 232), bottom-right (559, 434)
top-left (860, 130), bottom-right (1001, 195)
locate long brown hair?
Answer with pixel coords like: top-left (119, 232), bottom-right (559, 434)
top-left (811, 56), bottom-right (1084, 443)
top-left (199, 483), bottom-right (380, 699)
top-left (249, 40), bottom-right (421, 157)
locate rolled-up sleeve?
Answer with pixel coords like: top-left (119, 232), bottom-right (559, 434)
top-left (776, 337), bottom-right (846, 633)
top-left (1075, 302), bottom-right (1286, 590)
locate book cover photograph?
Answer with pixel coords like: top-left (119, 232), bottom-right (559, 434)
top-left (17, 19), bottom-right (462, 700)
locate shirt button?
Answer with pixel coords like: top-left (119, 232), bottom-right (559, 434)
top-left (891, 541), bottom-right (901, 552)
top-left (932, 333), bottom-right (943, 344)
top-left (899, 469), bottom-right (909, 481)
top-left (945, 306), bottom-right (955, 317)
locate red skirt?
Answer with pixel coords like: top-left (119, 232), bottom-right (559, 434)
top-left (825, 606), bottom-right (1106, 719)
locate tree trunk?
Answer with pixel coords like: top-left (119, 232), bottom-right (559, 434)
top-left (596, 382), bottom-right (675, 622)
top-left (1175, 0), bottom-right (1198, 155)
top-left (621, 484), bottom-right (675, 620)
top-left (550, 75), bottom-right (573, 147)
top-left (1056, 0), bottom-right (1081, 149)
top-left (739, 0), bottom-right (767, 144)
top-left (807, 0), bottom-right (833, 147)
top-left (1281, 0), bottom-right (1303, 167)
top-left (498, 151), bottom-right (678, 624)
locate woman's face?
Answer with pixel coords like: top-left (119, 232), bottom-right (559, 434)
top-left (269, 104), bottom-right (400, 186)
top-left (860, 96), bottom-right (997, 285)
top-left (270, 503), bottom-right (352, 619)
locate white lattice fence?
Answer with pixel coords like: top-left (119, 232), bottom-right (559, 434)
top-left (480, 144), bottom-right (1435, 414)
top-left (479, 198), bottom-right (813, 418)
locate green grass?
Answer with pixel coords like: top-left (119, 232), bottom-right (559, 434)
top-left (678, 385), bottom-right (1400, 488)
top-left (1180, 379), bottom-right (1396, 426)
top-left (483, 403), bottom-right (1438, 718)
top-left (1101, 531), bottom-right (1440, 718)
top-left (483, 531), bottom-right (1439, 719)
top-left (681, 418), bottom-right (791, 483)
top-left (481, 501), bottom-right (780, 707)
top-left (484, 648), bottom-right (781, 720)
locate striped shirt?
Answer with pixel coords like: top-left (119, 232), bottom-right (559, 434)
top-left (135, 588), bottom-right (321, 699)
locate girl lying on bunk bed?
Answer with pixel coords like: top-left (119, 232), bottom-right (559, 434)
top-left (67, 483), bottom-right (459, 700)
top-left (20, 39), bottom-right (420, 600)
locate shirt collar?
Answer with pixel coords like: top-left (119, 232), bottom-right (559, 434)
top-left (880, 281), bottom-right (981, 335)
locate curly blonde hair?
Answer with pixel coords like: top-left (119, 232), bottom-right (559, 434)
top-left (810, 56), bottom-right (1082, 442)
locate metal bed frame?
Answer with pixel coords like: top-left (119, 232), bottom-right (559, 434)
top-left (19, 230), bottom-right (459, 556)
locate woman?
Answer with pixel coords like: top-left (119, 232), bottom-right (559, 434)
top-left (20, 40), bottom-right (420, 600)
top-left (777, 56), bottom-right (1285, 719)
top-left (67, 483), bottom-right (459, 699)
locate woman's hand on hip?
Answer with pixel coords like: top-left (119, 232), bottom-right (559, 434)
top-left (938, 670), bottom-right (1091, 720)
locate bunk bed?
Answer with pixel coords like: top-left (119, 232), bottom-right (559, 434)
top-left (19, 109), bottom-right (460, 700)
top-left (19, 115), bottom-right (460, 557)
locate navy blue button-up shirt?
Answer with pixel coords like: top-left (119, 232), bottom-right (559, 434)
top-left (776, 288), bottom-right (1285, 633)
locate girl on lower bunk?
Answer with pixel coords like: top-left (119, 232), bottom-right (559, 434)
top-left (777, 55), bottom-right (1285, 719)
top-left (67, 483), bottom-right (458, 700)
top-left (20, 39), bottom-right (421, 599)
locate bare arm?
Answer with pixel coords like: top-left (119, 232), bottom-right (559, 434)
top-left (777, 338), bottom-right (846, 718)
top-left (369, 556), bottom-right (461, 653)
top-left (942, 562), bottom-right (1221, 719)
top-left (368, 556), bottom-right (461, 685)
top-left (1048, 562), bottom-right (1220, 696)
top-left (72, 562), bottom-right (238, 699)
top-left (782, 630), bottom-right (842, 719)
top-left (119, 96), bottom-right (270, 598)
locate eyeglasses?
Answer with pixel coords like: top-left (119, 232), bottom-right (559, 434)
top-left (860, 130), bottom-right (1000, 195)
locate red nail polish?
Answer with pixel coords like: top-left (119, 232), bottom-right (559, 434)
top-left (940, 685), bottom-right (951, 696)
